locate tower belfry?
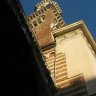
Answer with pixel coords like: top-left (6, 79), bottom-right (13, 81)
top-left (41, 0), bottom-right (51, 2)
top-left (28, 0), bottom-right (65, 47)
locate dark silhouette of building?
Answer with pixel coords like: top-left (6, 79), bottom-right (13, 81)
top-left (0, 0), bottom-right (56, 96)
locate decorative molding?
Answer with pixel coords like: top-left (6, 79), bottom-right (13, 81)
top-left (52, 20), bottom-right (96, 53)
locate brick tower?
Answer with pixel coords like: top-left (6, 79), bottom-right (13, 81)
top-left (28, 0), bottom-right (65, 47)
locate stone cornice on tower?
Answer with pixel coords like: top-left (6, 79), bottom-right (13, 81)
top-left (36, 0), bottom-right (62, 13)
top-left (41, 0), bottom-right (52, 2)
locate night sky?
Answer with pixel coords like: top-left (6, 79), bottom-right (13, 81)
top-left (20, 0), bottom-right (96, 41)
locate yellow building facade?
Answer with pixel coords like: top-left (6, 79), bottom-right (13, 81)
top-left (28, 0), bottom-right (96, 96)
top-left (53, 20), bottom-right (96, 95)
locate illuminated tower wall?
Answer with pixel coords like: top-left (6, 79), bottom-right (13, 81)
top-left (28, 0), bottom-right (65, 47)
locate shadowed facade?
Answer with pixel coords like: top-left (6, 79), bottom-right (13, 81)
top-left (0, 0), bottom-right (56, 96)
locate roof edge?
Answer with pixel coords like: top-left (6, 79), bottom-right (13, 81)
top-left (52, 20), bottom-right (96, 53)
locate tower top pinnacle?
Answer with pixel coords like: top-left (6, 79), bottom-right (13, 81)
top-left (41, 0), bottom-right (51, 2)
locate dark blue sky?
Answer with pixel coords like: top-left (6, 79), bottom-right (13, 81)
top-left (20, 0), bottom-right (96, 41)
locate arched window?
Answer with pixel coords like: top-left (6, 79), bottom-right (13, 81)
top-left (41, 15), bottom-right (45, 20)
top-left (33, 21), bottom-right (37, 26)
top-left (37, 17), bottom-right (42, 24)
top-left (39, 15), bottom-right (45, 23)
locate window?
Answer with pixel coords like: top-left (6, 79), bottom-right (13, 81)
top-left (57, 15), bottom-right (60, 19)
top-left (56, 23), bottom-right (60, 29)
top-left (60, 21), bottom-right (64, 25)
top-left (53, 18), bottom-right (57, 23)
top-left (42, 15), bottom-right (45, 20)
top-left (59, 18), bottom-right (62, 22)
top-left (51, 5), bottom-right (55, 10)
top-left (28, 17), bottom-right (30, 21)
top-left (53, 9), bottom-right (57, 13)
top-left (55, 12), bottom-right (59, 16)
top-left (38, 10), bottom-right (41, 14)
top-left (33, 21), bottom-right (37, 26)
top-left (41, 9), bottom-right (44, 13)
top-left (30, 15), bottom-right (33, 20)
top-left (35, 12), bottom-right (38, 16)
top-left (37, 17), bottom-right (42, 24)
top-left (44, 7), bottom-right (47, 11)
top-left (32, 14), bottom-right (35, 18)
top-left (46, 4), bottom-right (50, 9)
top-left (29, 24), bottom-right (33, 28)
top-left (40, 15), bottom-right (45, 22)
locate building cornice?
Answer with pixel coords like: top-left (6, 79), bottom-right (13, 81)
top-left (52, 20), bottom-right (96, 53)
